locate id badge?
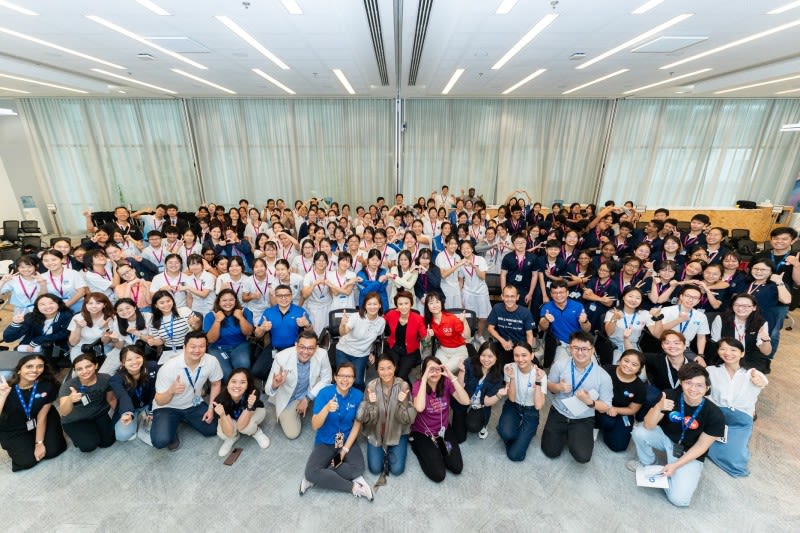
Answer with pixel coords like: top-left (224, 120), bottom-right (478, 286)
top-left (26, 419), bottom-right (36, 431)
top-left (192, 396), bottom-right (202, 406)
top-left (338, 294), bottom-right (347, 301)
top-left (622, 415), bottom-right (631, 427)
top-left (514, 274), bottom-right (522, 282)
top-left (334, 431), bottom-right (345, 449)
top-left (438, 426), bottom-right (446, 439)
top-left (81, 394), bottom-right (91, 406)
top-left (672, 442), bottom-right (685, 458)
top-left (220, 351), bottom-right (229, 360)
top-left (589, 303), bottom-right (597, 312)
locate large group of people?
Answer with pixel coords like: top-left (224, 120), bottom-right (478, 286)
top-left (0, 186), bottom-right (790, 507)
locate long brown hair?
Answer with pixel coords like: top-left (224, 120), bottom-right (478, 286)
top-left (81, 292), bottom-right (114, 327)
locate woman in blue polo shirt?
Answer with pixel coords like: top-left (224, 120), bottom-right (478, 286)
top-left (203, 289), bottom-right (254, 380)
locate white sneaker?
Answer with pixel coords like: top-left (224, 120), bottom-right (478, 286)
top-left (478, 426), bottom-right (489, 439)
top-left (593, 428), bottom-right (600, 441)
top-left (352, 477), bottom-right (374, 501)
top-left (299, 477), bottom-right (314, 495)
top-left (218, 436), bottom-right (239, 457)
top-left (253, 429), bottom-right (271, 449)
top-left (626, 460), bottom-right (644, 473)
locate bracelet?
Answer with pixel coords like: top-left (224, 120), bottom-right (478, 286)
top-left (246, 405), bottom-right (256, 411)
top-left (776, 282), bottom-right (785, 287)
top-left (342, 446), bottom-right (350, 453)
top-left (653, 314), bottom-right (664, 321)
top-left (35, 440), bottom-right (44, 445)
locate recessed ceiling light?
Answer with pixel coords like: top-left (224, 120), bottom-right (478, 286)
top-left (216, 16), bottom-right (289, 70)
top-left (441, 68), bottom-right (465, 94)
top-left (91, 68), bottom-right (177, 94)
top-left (0, 27), bottom-right (126, 69)
top-left (780, 122), bottom-right (800, 131)
top-left (623, 68), bottom-right (711, 94)
top-left (491, 14), bottom-right (558, 70)
top-left (0, 1), bottom-right (37, 15)
top-left (136, 0), bottom-right (170, 16)
top-left (768, 1), bottom-right (800, 15)
top-left (0, 86), bottom-right (30, 94)
top-left (776, 87), bottom-right (800, 94)
top-left (661, 18), bottom-right (800, 69)
top-left (252, 68), bottom-right (296, 94)
top-left (577, 13), bottom-right (692, 70)
top-left (332, 69), bottom-right (355, 95)
top-left (562, 69), bottom-right (629, 95)
top-left (86, 15), bottom-right (207, 70)
top-left (495, 0), bottom-right (519, 15)
top-left (631, 0), bottom-right (665, 15)
top-left (502, 68), bottom-right (546, 94)
top-left (714, 73), bottom-right (800, 94)
top-left (117, 90), bottom-right (126, 94)
top-left (172, 68), bottom-right (236, 94)
top-left (280, 0), bottom-right (303, 15)
top-left (0, 73), bottom-right (88, 93)
top-left (0, 107), bottom-right (18, 115)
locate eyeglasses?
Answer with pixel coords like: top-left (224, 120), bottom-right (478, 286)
top-left (570, 346), bottom-right (593, 353)
top-left (682, 381), bottom-right (708, 390)
top-left (681, 294), bottom-right (700, 301)
top-left (296, 344), bottom-right (316, 352)
top-left (276, 293), bottom-right (292, 298)
top-left (336, 374), bottom-right (355, 379)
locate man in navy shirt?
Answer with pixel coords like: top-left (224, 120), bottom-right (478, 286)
top-left (487, 285), bottom-right (535, 366)
top-left (251, 284), bottom-right (313, 380)
top-left (538, 280), bottom-right (591, 366)
top-left (501, 232), bottom-right (539, 307)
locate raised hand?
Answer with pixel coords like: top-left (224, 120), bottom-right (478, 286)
top-left (172, 375), bottom-right (186, 395)
top-left (659, 392), bottom-right (675, 412)
top-left (272, 366), bottom-right (288, 389)
top-left (68, 386), bottom-right (83, 403)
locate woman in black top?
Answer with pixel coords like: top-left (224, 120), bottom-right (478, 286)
top-left (0, 354), bottom-right (67, 471)
top-left (212, 368), bottom-right (270, 457)
top-left (110, 345), bottom-right (158, 443)
top-left (451, 342), bottom-right (505, 442)
top-left (2, 294), bottom-right (73, 361)
top-left (413, 248), bottom-right (441, 312)
top-left (597, 349), bottom-right (647, 452)
top-left (58, 352), bottom-right (116, 453)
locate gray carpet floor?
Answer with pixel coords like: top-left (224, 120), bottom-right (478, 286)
top-left (3, 321), bottom-right (800, 532)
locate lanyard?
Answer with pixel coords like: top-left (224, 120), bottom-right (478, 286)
top-left (183, 366), bottom-right (202, 394)
top-left (733, 320), bottom-right (746, 344)
top-left (678, 309), bottom-right (693, 334)
top-left (313, 270), bottom-right (327, 297)
top-left (232, 398), bottom-right (245, 420)
top-left (515, 254), bottom-right (525, 271)
top-left (49, 271), bottom-right (65, 298)
top-left (131, 284), bottom-right (141, 306)
top-left (302, 257), bottom-right (312, 274)
top-left (18, 277), bottom-right (38, 304)
top-left (230, 279), bottom-right (242, 296)
top-left (443, 251), bottom-right (456, 269)
top-left (571, 360), bottom-right (593, 393)
top-left (623, 312), bottom-right (637, 329)
top-left (463, 256), bottom-right (475, 278)
top-left (15, 381), bottom-right (38, 421)
top-left (152, 247), bottom-right (164, 265)
top-left (665, 357), bottom-right (686, 389)
top-left (679, 395), bottom-right (705, 444)
top-left (747, 282), bottom-right (764, 296)
top-left (253, 275), bottom-right (269, 300)
top-left (42, 314), bottom-right (59, 336)
top-left (192, 276), bottom-right (204, 291)
top-left (594, 278), bottom-right (611, 295)
top-left (166, 315), bottom-right (176, 342)
top-left (771, 253), bottom-right (787, 272)
top-left (165, 272), bottom-right (182, 292)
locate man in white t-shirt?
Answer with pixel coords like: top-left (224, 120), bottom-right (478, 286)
top-left (151, 331), bottom-right (223, 450)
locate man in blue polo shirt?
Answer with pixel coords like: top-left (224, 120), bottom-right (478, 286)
top-left (487, 285), bottom-right (535, 366)
top-left (538, 280), bottom-right (591, 366)
top-left (251, 284), bottom-right (313, 380)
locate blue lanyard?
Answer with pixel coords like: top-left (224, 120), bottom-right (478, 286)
top-left (183, 366), bottom-right (202, 393)
top-left (14, 381), bottom-right (38, 421)
top-left (133, 385), bottom-right (143, 402)
top-left (623, 312), bottom-right (637, 329)
top-left (571, 361), bottom-right (593, 393)
top-left (771, 252), bottom-right (787, 272)
top-left (678, 309), bottom-right (693, 334)
top-left (232, 399), bottom-right (245, 420)
top-left (166, 315), bottom-right (175, 341)
top-left (334, 390), bottom-right (353, 435)
top-left (679, 395), bottom-right (705, 444)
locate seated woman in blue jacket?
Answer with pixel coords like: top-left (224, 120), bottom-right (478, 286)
top-left (2, 294), bottom-right (73, 363)
top-left (110, 345), bottom-right (158, 444)
top-left (357, 249), bottom-right (389, 311)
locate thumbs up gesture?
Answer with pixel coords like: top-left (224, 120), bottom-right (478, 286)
top-left (0, 375), bottom-right (10, 397)
top-left (68, 386), bottom-right (83, 403)
top-left (247, 389), bottom-right (258, 409)
top-left (171, 375), bottom-right (186, 395)
top-left (659, 392), bottom-right (675, 412)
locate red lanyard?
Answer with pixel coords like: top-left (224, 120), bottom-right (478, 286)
top-left (253, 275), bottom-right (269, 299)
top-left (152, 247), bottom-right (164, 265)
top-left (165, 272), bottom-right (182, 291)
top-left (464, 257), bottom-right (475, 278)
top-left (18, 277), bottom-right (38, 304)
top-left (131, 284), bottom-right (140, 305)
top-left (49, 271), bottom-right (65, 298)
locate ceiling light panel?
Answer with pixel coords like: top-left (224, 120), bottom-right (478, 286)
top-left (503, 68), bottom-right (546, 94)
top-left (86, 15), bottom-right (207, 70)
top-left (631, 0), bottom-right (665, 15)
top-left (495, 0), bottom-right (519, 15)
top-left (563, 69), bottom-right (629, 95)
top-left (0, 1), bottom-right (37, 15)
top-left (91, 68), bottom-right (177, 94)
top-left (252, 68), bottom-right (295, 94)
top-left (768, 1), bottom-right (800, 15)
top-left (0, 86), bottom-right (30, 94)
top-left (172, 68), bottom-right (236, 94)
top-left (0, 27), bottom-right (126, 69)
top-left (332, 69), bottom-right (355, 94)
top-left (216, 16), bottom-right (289, 70)
top-left (776, 87), bottom-right (800, 94)
top-left (577, 14), bottom-right (693, 70)
top-left (280, 0), bottom-right (304, 15)
top-left (714, 73), bottom-right (800, 94)
top-left (661, 18), bottom-right (800, 70)
top-left (0, 73), bottom-right (88, 93)
top-left (136, 0), bottom-right (171, 16)
top-left (442, 68), bottom-right (465, 94)
top-left (491, 13), bottom-right (558, 70)
top-left (623, 68), bottom-right (711, 94)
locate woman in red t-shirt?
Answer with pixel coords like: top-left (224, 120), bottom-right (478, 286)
top-left (424, 292), bottom-right (470, 373)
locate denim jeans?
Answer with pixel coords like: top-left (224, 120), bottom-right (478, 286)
top-left (496, 400), bottom-right (540, 462)
top-left (151, 403), bottom-right (217, 449)
top-left (114, 406), bottom-right (148, 442)
top-left (335, 349), bottom-right (369, 390)
top-left (366, 435), bottom-right (409, 476)
top-left (631, 424), bottom-right (705, 507)
top-left (769, 306), bottom-right (789, 357)
top-left (209, 342), bottom-right (252, 380)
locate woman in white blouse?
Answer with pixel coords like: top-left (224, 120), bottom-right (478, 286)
top-left (706, 337), bottom-right (768, 478)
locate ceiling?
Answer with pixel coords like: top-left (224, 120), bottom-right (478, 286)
top-left (1, 0), bottom-right (800, 98)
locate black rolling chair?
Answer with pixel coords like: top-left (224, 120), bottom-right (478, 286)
top-left (2, 220), bottom-right (20, 243)
top-left (319, 307), bottom-right (358, 369)
top-left (485, 273), bottom-right (502, 300)
top-left (429, 308), bottom-right (478, 360)
top-left (19, 220), bottom-right (42, 236)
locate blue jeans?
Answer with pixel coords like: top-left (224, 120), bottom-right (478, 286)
top-left (769, 306), bottom-right (789, 357)
top-left (631, 424), bottom-right (704, 507)
top-left (366, 435), bottom-right (409, 476)
top-left (115, 407), bottom-right (148, 442)
top-left (335, 349), bottom-right (369, 390)
top-left (707, 406), bottom-right (753, 478)
top-left (496, 401), bottom-right (540, 462)
top-left (150, 403), bottom-right (217, 449)
top-left (209, 342), bottom-right (252, 380)
top-left (596, 412), bottom-right (634, 452)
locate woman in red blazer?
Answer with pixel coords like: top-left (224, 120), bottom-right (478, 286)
top-left (384, 290), bottom-right (428, 384)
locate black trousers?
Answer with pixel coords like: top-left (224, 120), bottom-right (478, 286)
top-left (0, 409), bottom-right (67, 472)
top-left (63, 413), bottom-right (115, 453)
top-left (393, 350), bottom-right (421, 386)
top-left (451, 404), bottom-right (489, 443)
top-left (409, 429), bottom-right (463, 483)
top-left (540, 406), bottom-right (595, 463)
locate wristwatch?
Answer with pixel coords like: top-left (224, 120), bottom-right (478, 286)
top-left (589, 400), bottom-right (596, 408)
